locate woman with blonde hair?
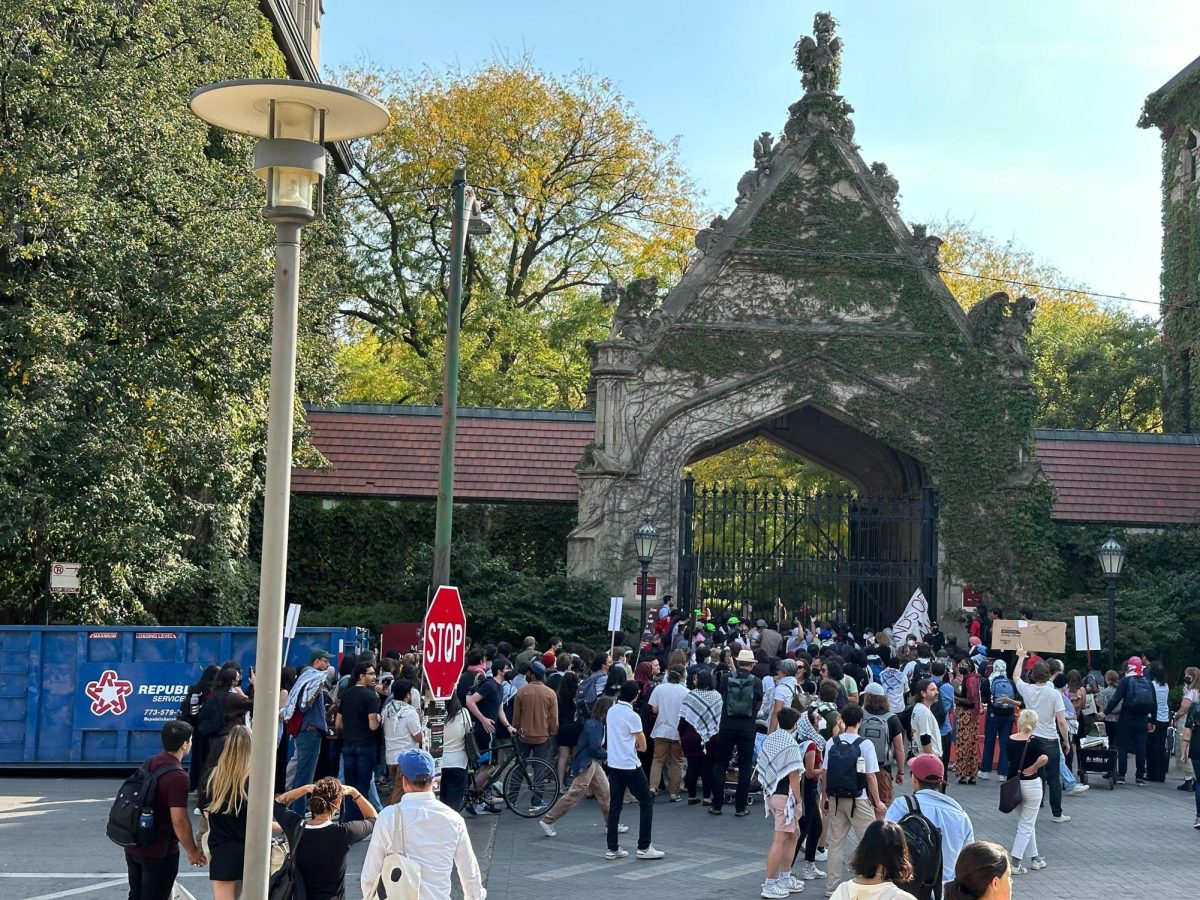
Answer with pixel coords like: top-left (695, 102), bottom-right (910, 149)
top-left (204, 724), bottom-right (252, 899)
top-left (274, 776), bottom-right (376, 900)
top-left (1005, 709), bottom-right (1050, 875)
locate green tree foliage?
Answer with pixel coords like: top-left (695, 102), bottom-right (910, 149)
top-left (687, 437), bottom-right (852, 493)
top-left (334, 59), bottom-right (701, 409)
top-left (936, 220), bottom-right (1162, 432)
top-left (0, 2), bottom-right (344, 624)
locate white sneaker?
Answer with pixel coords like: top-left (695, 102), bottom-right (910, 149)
top-left (1012, 863), bottom-right (1029, 875)
top-left (814, 847), bottom-right (828, 862)
top-left (616, 823), bottom-right (629, 833)
top-left (636, 845), bottom-right (665, 860)
top-left (1066, 784), bottom-right (1089, 796)
top-left (1030, 857), bottom-right (1047, 870)
top-left (783, 875), bottom-right (806, 892)
top-left (761, 885), bottom-right (791, 899)
top-left (605, 848), bottom-right (628, 859)
top-left (803, 863), bottom-right (826, 879)
top-left (539, 819), bottom-right (556, 837)
top-left (976, 771), bottom-right (990, 781)
top-left (1051, 814), bottom-right (1071, 823)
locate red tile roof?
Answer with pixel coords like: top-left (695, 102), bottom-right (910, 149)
top-left (294, 407), bottom-right (1200, 526)
top-left (293, 405), bottom-right (593, 503)
top-left (1034, 429), bottom-right (1200, 526)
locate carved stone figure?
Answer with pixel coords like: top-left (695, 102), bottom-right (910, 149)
top-left (794, 12), bottom-right (843, 95)
top-left (870, 162), bottom-right (899, 206)
top-left (910, 224), bottom-right (943, 269)
top-left (693, 215), bottom-right (727, 256)
top-left (753, 132), bottom-right (775, 171)
top-left (965, 292), bottom-right (1036, 375)
top-left (609, 277), bottom-right (662, 342)
top-left (736, 168), bottom-right (762, 205)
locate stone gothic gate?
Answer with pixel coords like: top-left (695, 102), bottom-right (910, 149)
top-left (567, 15), bottom-right (1046, 626)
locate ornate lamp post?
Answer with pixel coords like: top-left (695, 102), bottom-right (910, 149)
top-left (1096, 532), bottom-right (1126, 673)
top-left (632, 518), bottom-right (659, 668)
top-left (188, 79), bottom-right (389, 900)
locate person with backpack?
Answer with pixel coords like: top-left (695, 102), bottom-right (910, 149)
top-left (539, 695), bottom-right (628, 838)
top-left (273, 776), bottom-right (376, 900)
top-left (116, 720), bottom-right (205, 900)
top-left (886, 754), bottom-right (975, 893)
top-left (904, 645), bottom-right (934, 697)
top-left (977, 660), bottom-right (1020, 782)
top-left (909, 679), bottom-right (943, 763)
top-left (576, 651), bottom-right (611, 717)
top-left (1106, 655), bottom-right (1155, 785)
top-left (821, 704), bottom-right (887, 897)
top-left (282, 649), bottom-right (334, 813)
top-left (826, 819), bottom-right (918, 900)
top-left (710, 649), bottom-right (766, 816)
top-left (195, 665), bottom-right (253, 801)
top-left (382, 678), bottom-right (423, 804)
top-left (179, 664), bottom-right (220, 792)
top-left (862, 683), bottom-right (907, 807)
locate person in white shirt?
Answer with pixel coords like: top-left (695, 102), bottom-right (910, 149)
top-left (360, 749), bottom-right (486, 900)
top-left (648, 666), bottom-right (689, 800)
top-left (821, 704), bottom-right (886, 897)
top-left (605, 682), bottom-right (666, 861)
top-left (909, 678), bottom-right (943, 761)
top-left (1013, 644), bottom-right (1071, 823)
top-left (382, 679), bottom-right (423, 804)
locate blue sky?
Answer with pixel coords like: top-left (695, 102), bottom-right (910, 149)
top-left (320, 1), bottom-right (1200, 317)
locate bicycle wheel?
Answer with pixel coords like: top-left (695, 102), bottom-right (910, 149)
top-left (502, 757), bottom-right (560, 818)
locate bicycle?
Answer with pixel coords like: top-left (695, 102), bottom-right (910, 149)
top-left (456, 731), bottom-right (561, 818)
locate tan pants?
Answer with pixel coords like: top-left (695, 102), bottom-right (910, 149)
top-left (649, 738), bottom-right (684, 794)
top-left (825, 797), bottom-right (878, 895)
top-left (542, 761), bottom-right (610, 824)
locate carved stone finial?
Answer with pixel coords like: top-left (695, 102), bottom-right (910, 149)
top-left (609, 277), bottom-right (663, 342)
top-left (869, 162), bottom-right (899, 207)
top-left (753, 132), bottom-right (775, 171)
top-left (794, 13), bottom-right (844, 96)
top-left (910, 223), bottom-right (943, 269)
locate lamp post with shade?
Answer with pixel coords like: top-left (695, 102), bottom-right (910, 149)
top-left (1096, 532), bottom-right (1126, 673)
top-left (632, 518), bottom-right (659, 669)
top-left (188, 79), bottom-right (389, 900)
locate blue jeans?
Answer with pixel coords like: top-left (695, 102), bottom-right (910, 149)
top-left (1058, 754), bottom-right (1076, 791)
top-left (980, 715), bottom-right (1011, 774)
top-left (289, 729), bottom-right (323, 814)
top-left (342, 744), bottom-right (377, 821)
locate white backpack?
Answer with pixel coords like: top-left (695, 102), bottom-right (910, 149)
top-left (371, 809), bottom-right (422, 900)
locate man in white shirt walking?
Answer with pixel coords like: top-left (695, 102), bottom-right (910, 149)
top-left (821, 704), bottom-right (886, 896)
top-left (605, 682), bottom-right (666, 860)
top-left (360, 749), bottom-right (486, 900)
top-left (910, 678), bottom-right (943, 762)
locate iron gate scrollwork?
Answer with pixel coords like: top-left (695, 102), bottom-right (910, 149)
top-left (678, 475), bottom-right (937, 628)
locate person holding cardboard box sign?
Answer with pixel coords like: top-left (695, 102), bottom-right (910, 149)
top-left (1013, 645), bottom-right (1072, 823)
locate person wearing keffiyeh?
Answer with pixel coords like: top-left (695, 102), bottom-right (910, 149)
top-left (758, 707), bottom-right (808, 898)
top-left (679, 671), bottom-right (723, 805)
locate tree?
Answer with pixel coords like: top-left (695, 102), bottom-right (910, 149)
top-left (935, 219), bottom-right (1162, 432)
top-left (335, 59), bottom-right (701, 409)
top-left (0, 2), bottom-right (344, 623)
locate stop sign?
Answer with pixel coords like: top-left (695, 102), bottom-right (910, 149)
top-left (423, 585), bottom-right (467, 699)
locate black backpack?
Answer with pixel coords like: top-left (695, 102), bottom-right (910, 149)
top-left (826, 735), bottom-right (866, 799)
top-left (722, 671), bottom-right (757, 719)
top-left (910, 660), bottom-right (932, 693)
top-left (196, 693), bottom-right (226, 737)
top-left (106, 759), bottom-right (182, 848)
top-left (896, 794), bottom-right (943, 900)
top-left (1124, 676), bottom-right (1156, 716)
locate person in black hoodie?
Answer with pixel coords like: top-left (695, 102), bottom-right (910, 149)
top-left (1107, 656), bottom-right (1154, 785)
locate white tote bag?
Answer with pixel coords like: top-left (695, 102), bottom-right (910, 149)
top-left (372, 808), bottom-right (422, 900)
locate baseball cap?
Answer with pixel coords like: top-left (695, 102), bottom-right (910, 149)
top-left (909, 754), bottom-right (946, 784)
top-left (397, 749), bottom-right (436, 781)
top-left (310, 648), bottom-right (333, 662)
top-left (728, 616), bottom-right (740, 625)
top-left (756, 619), bottom-right (767, 627)
top-left (529, 661), bottom-right (547, 679)
top-left (705, 622), bottom-right (716, 632)
top-left (864, 682), bottom-right (887, 696)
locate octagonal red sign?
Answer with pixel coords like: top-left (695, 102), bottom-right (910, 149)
top-left (423, 585), bottom-right (467, 699)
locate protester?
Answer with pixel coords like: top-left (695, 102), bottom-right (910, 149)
top-left (827, 820), bottom-right (918, 900)
top-left (540, 695), bottom-right (628, 836)
top-left (978, 660), bottom-right (1019, 781)
top-left (1005, 708), bottom-right (1050, 874)
top-left (512, 660), bottom-right (559, 793)
top-left (861, 683), bottom-right (906, 807)
top-left (886, 755), bottom-right (975, 885)
top-left (182, 665), bottom-right (221, 792)
top-left (123, 721), bottom-right (205, 900)
top-left (648, 665), bottom-right (688, 799)
top-left (932, 662), bottom-right (955, 774)
top-left (554, 670), bottom-right (582, 784)
top-left (204, 724), bottom-right (252, 900)
top-left (1106, 654), bottom-right (1154, 785)
top-left (909, 679), bottom-right (943, 763)
top-left (1146, 661), bottom-right (1171, 782)
top-left (758, 707), bottom-right (808, 898)
top-left (1012, 645), bottom-right (1071, 821)
top-left (822, 704), bottom-right (887, 896)
top-left (605, 681), bottom-right (665, 860)
top-left (466, 655), bottom-right (513, 810)
top-left (198, 665), bottom-right (254, 788)
top-left (680, 669), bottom-right (723, 806)
top-left (335, 660), bottom-right (381, 819)
top-left (943, 841), bottom-right (1012, 900)
top-left (438, 694), bottom-right (472, 813)
top-left (382, 678), bottom-right (423, 804)
top-left (953, 658), bottom-right (981, 785)
top-left (710, 648), bottom-right (765, 816)
top-left (1174, 666), bottom-right (1199, 793)
top-left (274, 777), bottom-right (375, 900)
top-left (361, 749), bottom-right (486, 900)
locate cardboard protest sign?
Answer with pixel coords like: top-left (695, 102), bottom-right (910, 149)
top-left (992, 618), bottom-right (1066, 654)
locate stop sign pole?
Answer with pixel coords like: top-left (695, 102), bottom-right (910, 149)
top-left (422, 585), bottom-right (467, 775)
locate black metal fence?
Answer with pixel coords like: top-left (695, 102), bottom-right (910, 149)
top-left (677, 475), bottom-right (937, 629)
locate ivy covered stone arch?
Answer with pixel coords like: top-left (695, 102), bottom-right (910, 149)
top-left (567, 15), bottom-right (1059, 619)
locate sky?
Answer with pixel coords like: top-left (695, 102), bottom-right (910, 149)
top-left (319, 1), bottom-right (1200, 318)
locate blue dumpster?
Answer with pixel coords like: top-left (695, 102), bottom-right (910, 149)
top-left (0, 625), bottom-right (371, 767)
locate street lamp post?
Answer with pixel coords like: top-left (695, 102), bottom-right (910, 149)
top-left (188, 79), bottom-right (389, 900)
top-left (632, 518), bottom-right (659, 670)
top-left (1097, 532), bottom-right (1126, 673)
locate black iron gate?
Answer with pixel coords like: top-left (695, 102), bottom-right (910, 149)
top-left (677, 475), bottom-right (937, 629)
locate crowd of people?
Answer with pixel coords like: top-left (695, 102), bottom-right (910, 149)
top-left (119, 597), bottom-right (1199, 900)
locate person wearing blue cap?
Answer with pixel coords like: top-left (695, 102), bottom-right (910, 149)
top-left (360, 749), bottom-right (486, 900)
